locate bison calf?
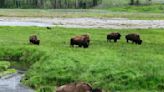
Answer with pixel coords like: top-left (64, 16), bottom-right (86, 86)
top-left (56, 82), bottom-right (102, 92)
top-left (29, 35), bottom-right (40, 45)
top-left (70, 34), bottom-right (90, 48)
top-left (125, 33), bottom-right (142, 45)
top-left (107, 32), bottom-right (121, 42)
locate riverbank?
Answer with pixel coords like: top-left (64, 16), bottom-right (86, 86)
top-left (0, 71), bottom-right (34, 92)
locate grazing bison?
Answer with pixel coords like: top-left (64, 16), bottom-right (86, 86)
top-left (46, 27), bottom-right (52, 29)
top-left (29, 35), bottom-right (40, 45)
top-left (107, 32), bottom-right (121, 42)
top-left (56, 82), bottom-right (102, 92)
top-left (70, 34), bottom-right (90, 48)
top-left (125, 33), bottom-right (142, 45)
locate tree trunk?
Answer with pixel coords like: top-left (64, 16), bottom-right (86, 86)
top-left (0, 0), bottom-right (5, 8)
top-left (129, 0), bottom-right (134, 5)
top-left (136, 0), bottom-right (140, 5)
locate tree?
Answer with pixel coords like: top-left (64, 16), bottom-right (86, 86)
top-left (136, 0), bottom-right (140, 5)
top-left (129, 0), bottom-right (140, 5)
top-left (36, 0), bottom-right (43, 8)
top-left (93, 0), bottom-right (98, 6)
top-left (0, 0), bottom-right (102, 9)
top-left (146, 0), bottom-right (152, 5)
top-left (0, 0), bottom-right (5, 8)
top-left (130, 0), bottom-right (134, 5)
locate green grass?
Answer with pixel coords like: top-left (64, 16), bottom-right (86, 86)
top-left (1, 9), bottom-right (164, 20)
top-left (0, 26), bottom-right (164, 92)
top-left (0, 61), bottom-right (10, 72)
top-left (108, 4), bottom-right (164, 13)
top-left (0, 61), bottom-right (17, 77)
top-left (99, 0), bottom-right (164, 8)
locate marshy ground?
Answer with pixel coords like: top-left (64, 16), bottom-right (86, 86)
top-left (0, 26), bottom-right (163, 92)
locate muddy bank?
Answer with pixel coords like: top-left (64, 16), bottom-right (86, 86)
top-left (0, 71), bottom-right (34, 92)
top-left (0, 17), bottom-right (164, 29)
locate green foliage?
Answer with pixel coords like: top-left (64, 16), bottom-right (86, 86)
top-left (0, 69), bottom-right (17, 77)
top-left (0, 26), bottom-right (164, 92)
top-left (0, 0), bottom-right (102, 9)
top-left (0, 61), bottom-right (17, 77)
top-left (0, 61), bottom-right (10, 71)
top-left (0, 0), bottom-right (163, 9)
top-left (109, 4), bottom-right (164, 13)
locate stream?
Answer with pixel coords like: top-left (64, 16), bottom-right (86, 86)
top-left (0, 71), bottom-right (34, 92)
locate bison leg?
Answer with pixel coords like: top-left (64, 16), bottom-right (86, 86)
top-left (114, 39), bottom-right (117, 42)
top-left (126, 39), bottom-right (129, 43)
top-left (83, 45), bottom-right (89, 48)
top-left (79, 45), bottom-right (82, 47)
top-left (70, 39), bottom-right (75, 47)
top-left (83, 43), bottom-right (89, 48)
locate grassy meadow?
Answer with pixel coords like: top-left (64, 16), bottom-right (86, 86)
top-left (1, 3), bottom-right (164, 20)
top-left (0, 26), bottom-right (163, 92)
top-left (108, 4), bottom-right (164, 13)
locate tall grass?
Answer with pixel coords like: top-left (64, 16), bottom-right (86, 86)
top-left (97, 0), bottom-right (164, 8)
top-left (108, 4), bottom-right (164, 13)
top-left (1, 9), bottom-right (164, 20)
top-left (0, 26), bottom-right (163, 92)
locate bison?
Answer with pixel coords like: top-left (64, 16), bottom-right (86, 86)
top-left (29, 35), bottom-right (40, 45)
top-left (107, 32), bottom-right (121, 42)
top-left (56, 82), bottom-right (102, 92)
top-left (46, 27), bottom-right (52, 29)
top-left (125, 33), bottom-right (142, 45)
top-left (70, 34), bottom-right (90, 48)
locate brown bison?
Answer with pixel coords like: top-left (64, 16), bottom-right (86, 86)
top-left (29, 35), bottom-right (40, 45)
top-left (125, 33), bottom-right (142, 45)
top-left (70, 34), bottom-right (90, 48)
top-left (107, 32), bottom-right (121, 42)
top-left (56, 82), bottom-right (102, 92)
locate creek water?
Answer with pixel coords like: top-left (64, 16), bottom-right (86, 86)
top-left (0, 71), bottom-right (34, 92)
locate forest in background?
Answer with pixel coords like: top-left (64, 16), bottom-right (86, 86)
top-left (0, 0), bottom-right (163, 9)
top-left (0, 0), bottom-right (102, 9)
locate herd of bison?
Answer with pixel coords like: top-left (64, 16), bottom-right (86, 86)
top-left (29, 32), bottom-right (142, 92)
top-left (29, 32), bottom-right (142, 47)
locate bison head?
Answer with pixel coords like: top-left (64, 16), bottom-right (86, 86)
top-left (118, 33), bottom-right (121, 39)
top-left (138, 40), bottom-right (142, 45)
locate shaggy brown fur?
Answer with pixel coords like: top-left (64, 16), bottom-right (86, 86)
top-left (70, 34), bottom-right (90, 48)
top-left (29, 35), bottom-right (40, 45)
top-left (56, 82), bottom-right (102, 92)
top-left (125, 33), bottom-right (142, 45)
top-left (107, 32), bottom-right (121, 42)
